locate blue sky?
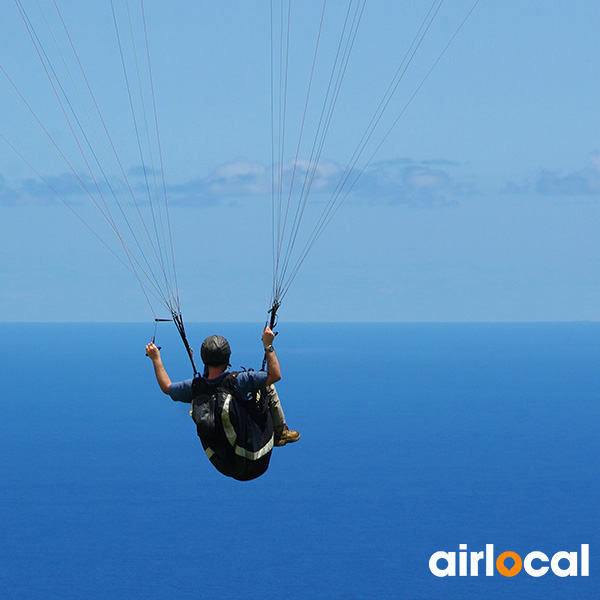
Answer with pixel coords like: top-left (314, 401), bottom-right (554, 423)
top-left (1, 0), bottom-right (600, 322)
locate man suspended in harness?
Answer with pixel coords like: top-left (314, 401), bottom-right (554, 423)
top-left (145, 325), bottom-right (300, 480)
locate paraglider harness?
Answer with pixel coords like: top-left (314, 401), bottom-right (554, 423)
top-left (190, 372), bottom-right (274, 481)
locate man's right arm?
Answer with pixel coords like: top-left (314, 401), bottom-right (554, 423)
top-left (146, 343), bottom-right (194, 402)
top-left (146, 342), bottom-right (172, 394)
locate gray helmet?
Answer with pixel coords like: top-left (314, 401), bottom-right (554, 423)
top-left (200, 335), bottom-right (231, 366)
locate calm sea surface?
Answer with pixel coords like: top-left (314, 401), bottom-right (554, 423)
top-left (0, 322), bottom-right (598, 599)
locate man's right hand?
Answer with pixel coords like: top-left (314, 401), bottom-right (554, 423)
top-left (145, 342), bottom-right (161, 361)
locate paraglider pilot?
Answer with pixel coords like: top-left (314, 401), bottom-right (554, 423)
top-left (145, 325), bottom-right (300, 478)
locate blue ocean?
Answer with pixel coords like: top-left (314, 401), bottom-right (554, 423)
top-left (1, 322), bottom-right (598, 599)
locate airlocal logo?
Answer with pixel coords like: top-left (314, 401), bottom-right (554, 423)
top-left (429, 544), bottom-right (589, 577)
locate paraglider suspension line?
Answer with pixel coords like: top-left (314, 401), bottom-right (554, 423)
top-left (170, 311), bottom-right (199, 376)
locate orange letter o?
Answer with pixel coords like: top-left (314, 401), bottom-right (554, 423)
top-left (496, 551), bottom-right (523, 577)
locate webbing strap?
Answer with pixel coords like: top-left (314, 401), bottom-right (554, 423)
top-left (261, 300), bottom-right (280, 371)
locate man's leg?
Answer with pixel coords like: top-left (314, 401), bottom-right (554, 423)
top-left (265, 384), bottom-right (300, 446)
top-left (265, 384), bottom-right (286, 436)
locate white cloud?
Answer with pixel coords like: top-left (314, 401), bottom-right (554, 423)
top-left (349, 157), bottom-right (471, 206)
top-left (535, 150), bottom-right (600, 196)
top-left (499, 151), bottom-right (600, 198)
top-left (2, 154), bottom-right (475, 208)
top-left (501, 181), bottom-right (530, 195)
top-left (588, 150), bottom-right (600, 171)
top-left (284, 158), bottom-right (342, 191)
top-left (404, 166), bottom-right (451, 190)
top-left (206, 158), bottom-right (269, 196)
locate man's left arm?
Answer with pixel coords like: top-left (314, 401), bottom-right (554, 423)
top-left (262, 326), bottom-right (281, 386)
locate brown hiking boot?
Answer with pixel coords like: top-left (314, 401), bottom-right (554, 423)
top-left (274, 425), bottom-right (300, 446)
